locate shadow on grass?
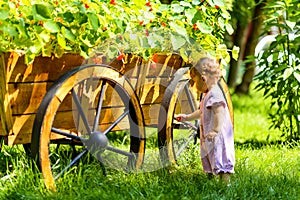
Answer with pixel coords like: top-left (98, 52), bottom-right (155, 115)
top-left (235, 138), bottom-right (299, 149)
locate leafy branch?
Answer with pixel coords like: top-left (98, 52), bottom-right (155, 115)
top-left (0, 0), bottom-right (238, 64)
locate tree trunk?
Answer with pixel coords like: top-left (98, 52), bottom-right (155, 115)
top-left (235, 0), bottom-right (267, 94)
top-left (227, 22), bottom-right (249, 87)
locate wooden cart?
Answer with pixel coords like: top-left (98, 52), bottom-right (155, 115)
top-left (0, 51), bottom-right (233, 189)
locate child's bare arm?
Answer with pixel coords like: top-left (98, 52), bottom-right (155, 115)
top-left (175, 109), bottom-right (201, 122)
top-left (206, 104), bottom-right (225, 140)
top-left (212, 104), bottom-right (225, 133)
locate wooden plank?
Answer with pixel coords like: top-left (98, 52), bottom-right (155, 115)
top-left (109, 54), bottom-right (143, 78)
top-left (86, 53), bottom-right (144, 83)
top-left (141, 104), bottom-right (160, 126)
top-left (85, 53), bottom-right (184, 80)
top-left (0, 52), bottom-right (19, 136)
top-left (6, 114), bottom-right (36, 145)
top-left (6, 108), bottom-right (132, 145)
top-left (5, 53), bottom-right (85, 83)
top-left (145, 54), bottom-right (184, 77)
top-left (138, 77), bottom-right (170, 104)
top-left (8, 82), bottom-right (50, 115)
top-left (7, 82), bottom-right (121, 115)
top-left (135, 60), bottom-right (149, 99)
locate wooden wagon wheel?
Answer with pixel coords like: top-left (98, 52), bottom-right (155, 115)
top-left (217, 78), bottom-right (234, 128)
top-left (158, 67), bottom-right (234, 165)
top-left (158, 66), bottom-right (199, 165)
top-left (30, 64), bottom-right (145, 190)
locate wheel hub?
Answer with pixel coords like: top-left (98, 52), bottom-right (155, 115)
top-left (86, 132), bottom-right (108, 153)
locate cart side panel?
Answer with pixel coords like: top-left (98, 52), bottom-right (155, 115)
top-left (138, 54), bottom-right (186, 127)
top-left (86, 53), bottom-right (187, 128)
top-left (1, 52), bottom-right (85, 145)
top-left (109, 53), bottom-right (186, 127)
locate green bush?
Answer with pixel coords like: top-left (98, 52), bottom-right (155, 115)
top-left (255, 0), bottom-right (300, 141)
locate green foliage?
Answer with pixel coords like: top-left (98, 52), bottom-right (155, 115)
top-left (230, 0), bottom-right (255, 28)
top-left (0, 0), bottom-right (238, 64)
top-left (255, 0), bottom-right (300, 141)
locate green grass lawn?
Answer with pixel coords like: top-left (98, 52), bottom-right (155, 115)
top-left (0, 84), bottom-right (299, 199)
top-left (231, 86), bottom-right (282, 144)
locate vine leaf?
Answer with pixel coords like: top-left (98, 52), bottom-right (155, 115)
top-left (283, 68), bottom-right (293, 80)
top-left (232, 46), bottom-right (240, 61)
top-left (294, 72), bottom-right (300, 83)
top-left (44, 21), bottom-right (60, 33)
top-left (171, 34), bottom-right (186, 50)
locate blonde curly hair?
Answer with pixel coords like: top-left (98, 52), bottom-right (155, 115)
top-left (190, 57), bottom-right (221, 78)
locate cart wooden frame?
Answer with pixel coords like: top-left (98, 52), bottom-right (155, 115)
top-left (0, 52), bottom-right (233, 190)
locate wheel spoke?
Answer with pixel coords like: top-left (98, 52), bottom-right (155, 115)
top-left (51, 127), bottom-right (82, 141)
top-left (54, 148), bottom-right (89, 180)
top-left (106, 145), bottom-right (133, 157)
top-left (175, 131), bottom-right (197, 157)
top-left (103, 109), bottom-right (129, 135)
top-left (72, 88), bottom-right (92, 134)
top-left (93, 80), bottom-right (107, 132)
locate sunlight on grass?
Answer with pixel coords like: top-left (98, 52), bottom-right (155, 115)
top-left (232, 82), bottom-right (282, 143)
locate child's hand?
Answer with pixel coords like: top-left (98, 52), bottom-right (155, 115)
top-left (206, 130), bottom-right (218, 141)
top-left (175, 114), bottom-right (189, 122)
